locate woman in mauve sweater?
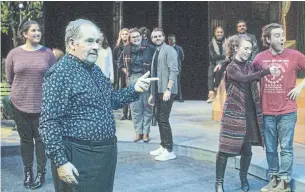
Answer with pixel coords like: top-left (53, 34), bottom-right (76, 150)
top-left (214, 35), bottom-right (276, 192)
top-left (5, 20), bottom-right (56, 190)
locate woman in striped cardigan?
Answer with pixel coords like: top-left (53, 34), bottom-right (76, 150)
top-left (215, 35), bottom-right (277, 192)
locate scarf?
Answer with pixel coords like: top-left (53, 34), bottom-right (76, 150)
top-left (122, 43), bottom-right (149, 73)
top-left (212, 36), bottom-right (225, 56)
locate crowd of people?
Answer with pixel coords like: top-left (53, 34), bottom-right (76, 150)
top-left (210, 21), bottom-right (305, 192)
top-left (4, 17), bottom-right (305, 192)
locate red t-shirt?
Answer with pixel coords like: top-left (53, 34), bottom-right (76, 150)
top-left (253, 48), bottom-right (305, 115)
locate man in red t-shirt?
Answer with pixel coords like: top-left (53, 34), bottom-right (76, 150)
top-left (253, 23), bottom-right (305, 192)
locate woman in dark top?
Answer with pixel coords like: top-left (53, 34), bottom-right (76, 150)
top-left (139, 27), bottom-right (151, 45)
top-left (214, 35), bottom-right (277, 192)
top-left (113, 28), bottom-right (129, 89)
top-left (5, 20), bottom-right (56, 189)
top-left (113, 28), bottom-right (132, 120)
top-left (207, 26), bottom-right (229, 103)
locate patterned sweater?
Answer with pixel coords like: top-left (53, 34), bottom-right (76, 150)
top-left (39, 54), bottom-right (138, 168)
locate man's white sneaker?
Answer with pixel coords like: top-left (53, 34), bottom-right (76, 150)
top-left (155, 149), bottom-right (176, 161)
top-left (150, 146), bottom-right (164, 156)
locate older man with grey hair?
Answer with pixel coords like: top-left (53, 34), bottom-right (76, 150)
top-left (39, 19), bottom-right (152, 192)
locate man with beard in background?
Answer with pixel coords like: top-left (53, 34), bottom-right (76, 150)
top-left (149, 28), bottom-right (179, 161)
top-left (235, 20), bottom-right (259, 64)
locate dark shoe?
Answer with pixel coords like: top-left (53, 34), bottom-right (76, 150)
top-left (120, 116), bottom-right (127, 120)
top-left (12, 125), bottom-right (17, 131)
top-left (143, 134), bottom-right (150, 142)
top-left (215, 154), bottom-right (227, 192)
top-left (272, 179), bottom-right (291, 192)
top-left (24, 167), bottom-right (33, 189)
top-left (261, 175), bottom-right (279, 192)
top-left (240, 154), bottom-right (252, 191)
top-left (133, 134), bottom-right (143, 142)
top-left (240, 176), bottom-right (250, 191)
top-left (31, 169), bottom-right (46, 189)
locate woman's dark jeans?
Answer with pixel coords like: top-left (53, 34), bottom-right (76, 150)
top-left (12, 104), bottom-right (47, 171)
top-left (208, 63), bottom-right (226, 91)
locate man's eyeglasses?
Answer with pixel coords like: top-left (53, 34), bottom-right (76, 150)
top-left (152, 35), bottom-right (163, 39)
top-left (131, 35), bottom-right (140, 39)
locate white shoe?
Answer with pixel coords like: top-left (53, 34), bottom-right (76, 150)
top-left (155, 149), bottom-right (176, 161)
top-left (149, 146), bottom-right (164, 156)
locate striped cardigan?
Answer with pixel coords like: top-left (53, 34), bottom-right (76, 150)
top-left (218, 60), bottom-right (269, 154)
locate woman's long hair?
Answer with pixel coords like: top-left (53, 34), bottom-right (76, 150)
top-left (116, 28), bottom-right (129, 48)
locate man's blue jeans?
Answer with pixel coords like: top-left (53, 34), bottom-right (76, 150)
top-left (263, 112), bottom-right (297, 182)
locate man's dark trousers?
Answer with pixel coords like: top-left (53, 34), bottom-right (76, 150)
top-left (120, 71), bottom-right (129, 118)
top-left (51, 137), bottom-right (118, 192)
top-left (176, 73), bottom-right (183, 101)
top-left (155, 93), bottom-right (176, 152)
top-left (207, 63), bottom-right (226, 91)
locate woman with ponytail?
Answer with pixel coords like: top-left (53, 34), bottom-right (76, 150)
top-left (5, 20), bottom-right (56, 189)
top-left (214, 35), bottom-right (277, 192)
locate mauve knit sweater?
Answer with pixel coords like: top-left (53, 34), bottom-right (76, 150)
top-left (5, 46), bottom-right (57, 113)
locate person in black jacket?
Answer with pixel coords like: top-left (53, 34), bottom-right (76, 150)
top-left (207, 26), bottom-right (229, 103)
top-left (168, 34), bottom-right (185, 102)
top-left (139, 27), bottom-right (151, 45)
top-left (113, 28), bottom-right (132, 120)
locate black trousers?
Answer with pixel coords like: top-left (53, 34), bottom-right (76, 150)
top-left (118, 71), bottom-right (130, 117)
top-left (122, 105), bottom-right (128, 117)
top-left (207, 63), bottom-right (226, 91)
top-left (12, 103), bottom-right (47, 171)
top-left (51, 137), bottom-right (117, 192)
top-left (175, 73), bottom-right (183, 100)
top-left (155, 93), bottom-right (176, 152)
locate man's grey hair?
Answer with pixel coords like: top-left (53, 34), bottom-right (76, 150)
top-left (65, 19), bottom-right (100, 52)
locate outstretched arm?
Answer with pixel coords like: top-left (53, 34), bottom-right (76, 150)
top-left (226, 64), bottom-right (270, 83)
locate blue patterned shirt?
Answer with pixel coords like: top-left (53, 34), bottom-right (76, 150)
top-left (39, 54), bottom-right (138, 168)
